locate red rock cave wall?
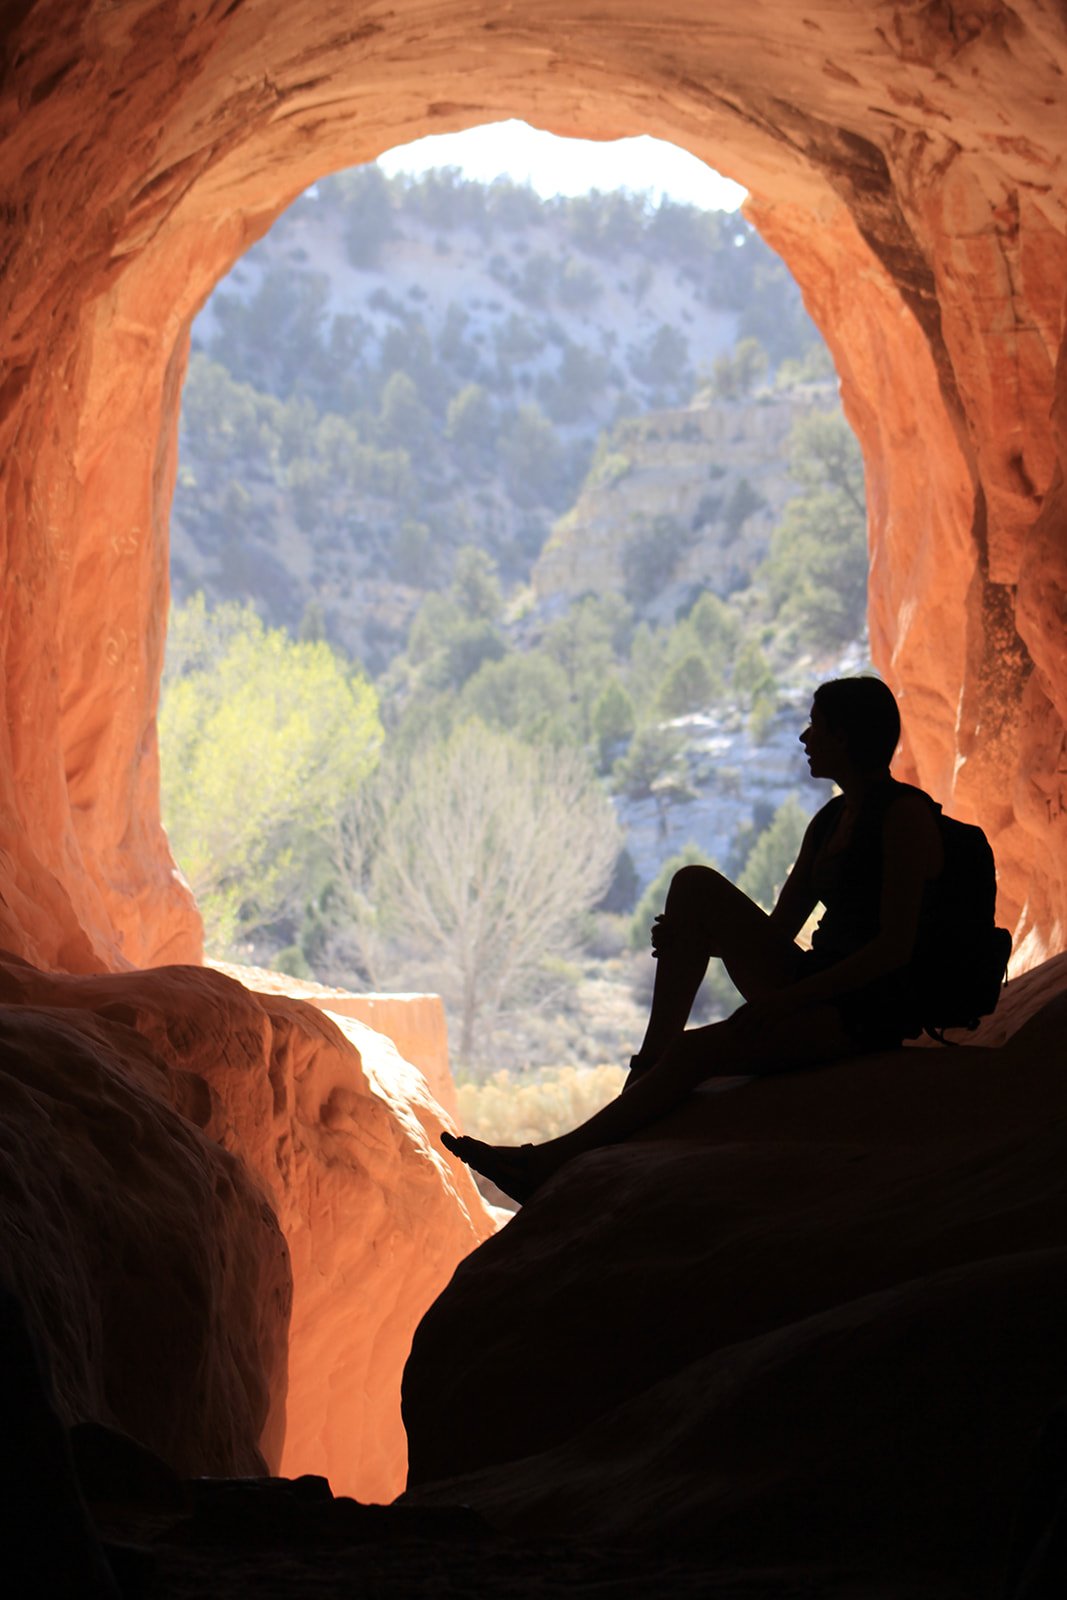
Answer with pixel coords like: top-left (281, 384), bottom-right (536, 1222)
top-left (1, 0), bottom-right (1065, 972)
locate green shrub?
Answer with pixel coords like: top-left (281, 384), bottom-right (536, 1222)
top-left (737, 795), bottom-right (810, 912)
top-left (457, 1064), bottom-right (627, 1145)
top-left (656, 652), bottom-right (715, 718)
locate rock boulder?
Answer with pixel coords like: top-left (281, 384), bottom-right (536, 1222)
top-left (0, 955), bottom-right (495, 1500)
top-left (403, 956), bottom-right (1067, 1591)
top-left (0, 999), bottom-right (290, 1478)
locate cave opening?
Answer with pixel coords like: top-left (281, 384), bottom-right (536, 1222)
top-left (162, 121), bottom-right (874, 1082)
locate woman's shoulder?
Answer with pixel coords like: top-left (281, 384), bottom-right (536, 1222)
top-left (884, 778), bottom-right (939, 810)
top-left (882, 781), bottom-right (944, 869)
top-left (883, 780), bottom-right (942, 827)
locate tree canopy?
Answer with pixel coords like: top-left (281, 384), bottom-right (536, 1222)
top-left (160, 595), bottom-right (382, 950)
top-left (354, 720), bottom-right (620, 1067)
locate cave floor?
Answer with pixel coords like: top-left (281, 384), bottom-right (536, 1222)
top-left (92, 1486), bottom-right (964, 1600)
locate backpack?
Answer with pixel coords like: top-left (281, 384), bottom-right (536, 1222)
top-left (913, 810), bottom-right (1012, 1042)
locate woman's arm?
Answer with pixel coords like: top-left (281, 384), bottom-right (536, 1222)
top-left (767, 813), bottom-right (822, 940)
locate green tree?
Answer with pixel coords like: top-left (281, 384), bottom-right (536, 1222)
top-left (461, 653), bottom-right (573, 743)
top-left (181, 356), bottom-right (279, 474)
top-left (288, 457), bottom-right (330, 532)
top-left (722, 476), bottom-right (766, 537)
top-left (437, 301), bottom-right (478, 375)
top-left (537, 342), bottom-right (612, 425)
top-left (612, 724), bottom-right (693, 839)
top-left (278, 394), bottom-right (317, 464)
top-left (429, 620), bottom-right (507, 693)
top-left (686, 592), bottom-right (740, 672)
top-left (759, 411), bottom-right (868, 646)
top-left (627, 322), bottom-right (691, 394)
top-left (591, 679), bottom-right (636, 771)
top-left (336, 165), bottom-right (395, 267)
top-left (378, 370), bottom-right (435, 453)
top-left (621, 515), bottom-right (695, 603)
top-left (656, 652), bottom-right (715, 718)
top-left (403, 566), bottom-right (507, 692)
top-left (733, 336), bottom-right (769, 395)
top-left (733, 639), bottom-right (777, 711)
top-left (557, 256), bottom-right (601, 310)
top-left (737, 795), bottom-right (810, 911)
top-left (500, 405), bottom-right (568, 509)
top-left (540, 594), bottom-right (633, 741)
top-left (708, 335), bottom-right (769, 401)
top-left (159, 596), bottom-right (382, 951)
top-left (494, 313), bottom-right (542, 366)
top-left (451, 545), bottom-right (502, 623)
top-left (446, 383), bottom-right (497, 468)
top-left (515, 251), bottom-right (555, 307)
top-left (788, 410), bottom-right (866, 509)
top-left (389, 519), bottom-right (435, 586)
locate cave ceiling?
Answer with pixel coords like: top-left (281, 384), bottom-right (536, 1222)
top-left (1, 0), bottom-right (1065, 970)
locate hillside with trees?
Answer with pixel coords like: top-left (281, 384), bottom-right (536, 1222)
top-left (166, 167), bottom-right (872, 1085)
top-left (173, 166), bottom-right (831, 667)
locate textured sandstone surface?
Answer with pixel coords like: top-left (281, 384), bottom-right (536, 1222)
top-left (403, 954), bottom-right (1067, 1589)
top-left (0, 955), bottom-right (495, 1500)
top-left (0, 993), bottom-right (290, 1478)
top-left (0, 1), bottom-right (1066, 972)
top-left (207, 958), bottom-right (461, 1125)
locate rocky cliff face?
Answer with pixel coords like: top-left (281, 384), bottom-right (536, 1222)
top-left (2, 0), bottom-right (1065, 971)
top-left (532, 386), bottom-right (833, 615)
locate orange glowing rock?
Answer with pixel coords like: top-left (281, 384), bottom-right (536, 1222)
top-left (0, 955), bottom-right (495, 1499)
top-left (0, 990), bottom-right (290, 1477)
top-left (0, 1), bottom-right (1065, 973)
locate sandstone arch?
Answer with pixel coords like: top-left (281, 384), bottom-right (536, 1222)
top-left (2, 1), bottom-right (1065, 973)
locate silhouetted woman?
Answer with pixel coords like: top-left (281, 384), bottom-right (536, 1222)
top-left (444, 676), bottom-right (943, 1203)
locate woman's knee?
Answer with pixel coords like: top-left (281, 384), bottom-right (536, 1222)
top-left (664, 863), bottom-right (730, 921)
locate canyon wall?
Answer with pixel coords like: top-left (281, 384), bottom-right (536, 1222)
top-left (0, 3), bottom-right (1064, 960)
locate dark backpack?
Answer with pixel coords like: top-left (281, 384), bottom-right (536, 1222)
top-left (913, 810), bottom-right (1012, 1041)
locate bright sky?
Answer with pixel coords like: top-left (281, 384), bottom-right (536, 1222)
top-left (377, 120), bottom-right (746, 213)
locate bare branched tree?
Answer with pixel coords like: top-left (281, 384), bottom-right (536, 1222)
top-left (343, 721), bottom-right (620, 1069)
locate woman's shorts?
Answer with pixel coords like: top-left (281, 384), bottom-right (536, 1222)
top-left (796, 949), bottom-right (921, 1053)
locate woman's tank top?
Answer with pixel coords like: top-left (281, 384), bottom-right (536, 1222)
top-left (808, 779), bottom-right (940, 965)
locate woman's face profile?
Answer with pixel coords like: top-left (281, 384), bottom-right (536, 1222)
top-left (799, 702), bottom-right (848, 781)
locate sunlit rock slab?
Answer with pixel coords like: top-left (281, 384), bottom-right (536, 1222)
top-left (0, 953), bottom-right (496, 1500)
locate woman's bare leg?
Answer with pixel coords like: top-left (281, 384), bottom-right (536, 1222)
top-left (633, 865), bottom-right (804, 1069)
top-left (446, 1002), bottom-right (853, 1201)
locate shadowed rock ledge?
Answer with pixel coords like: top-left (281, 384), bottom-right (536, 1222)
top-left (403, 955), bottom-right (1067, 1593)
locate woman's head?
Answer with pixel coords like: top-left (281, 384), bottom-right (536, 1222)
top-left (810, 677), bottom-right (901, 774)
